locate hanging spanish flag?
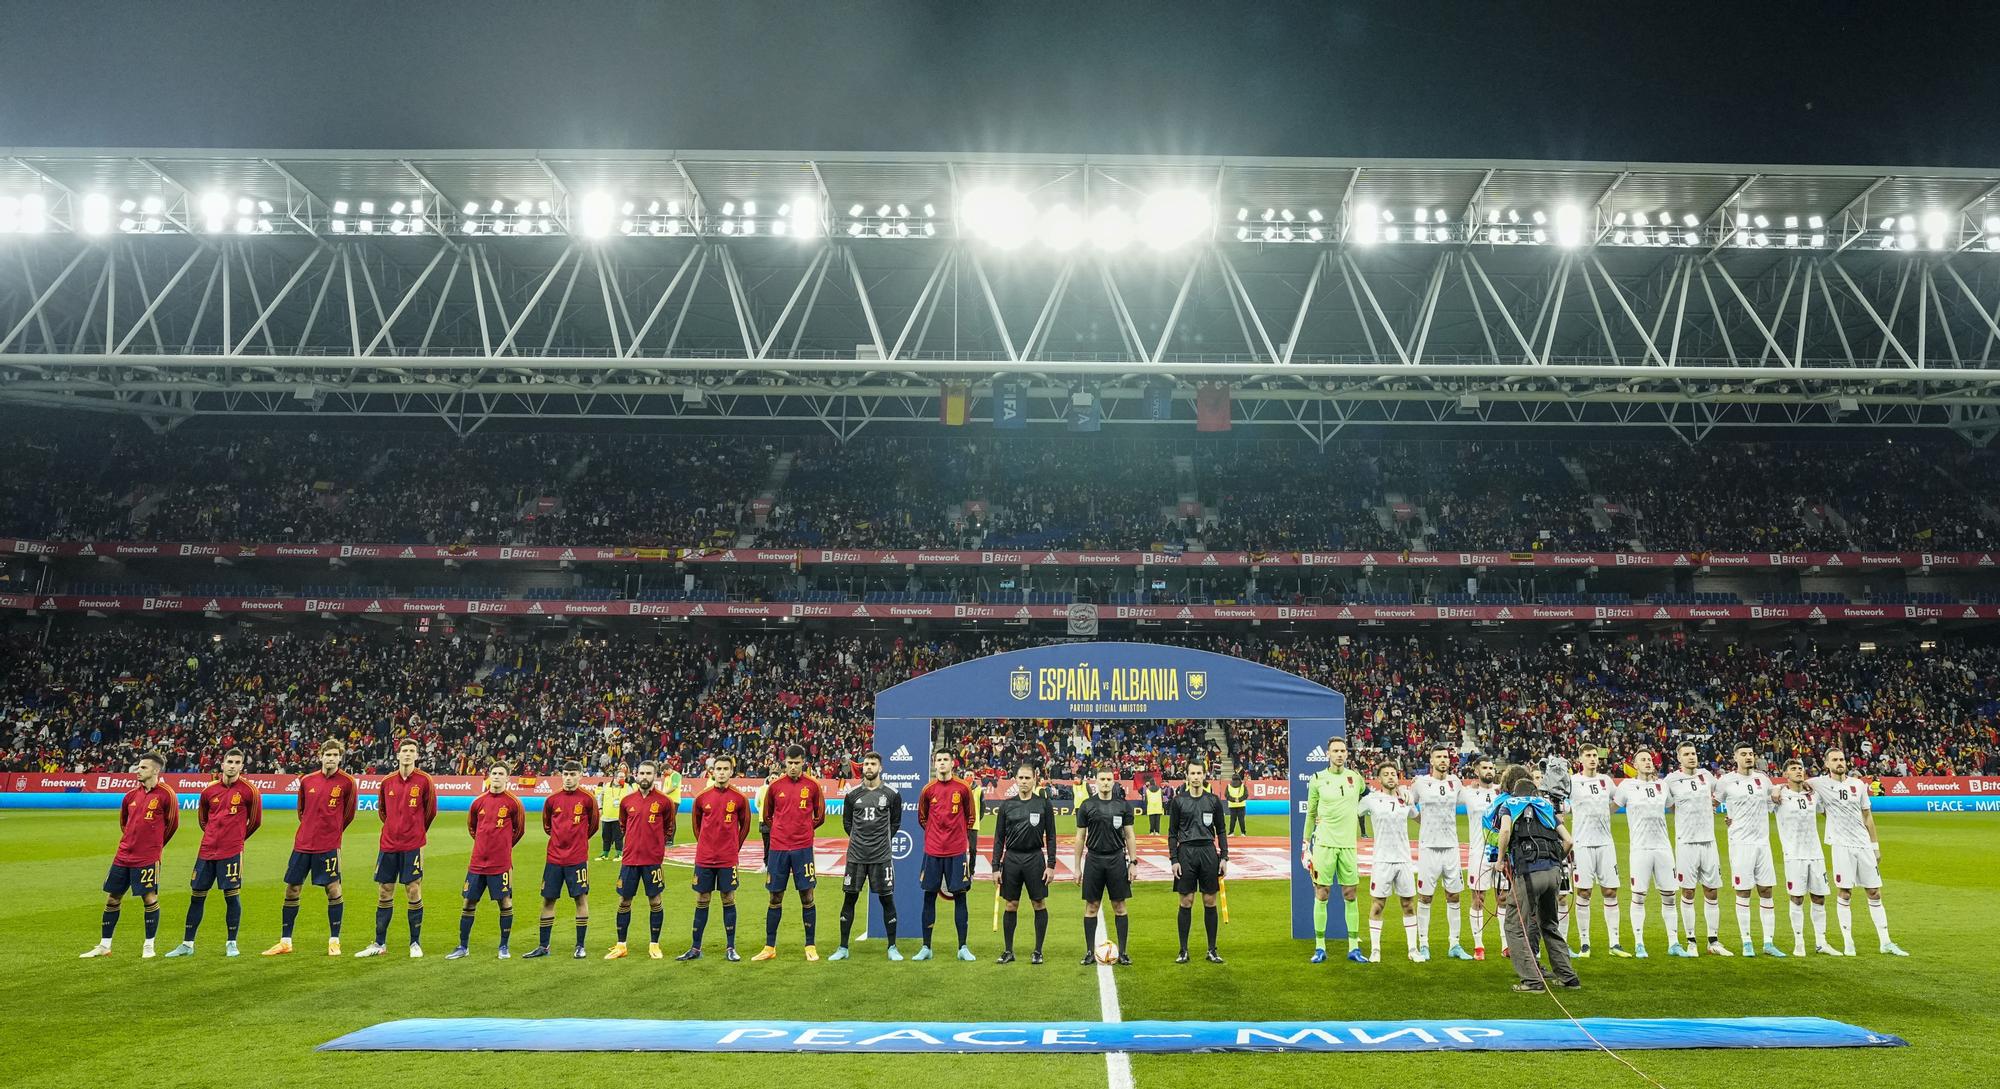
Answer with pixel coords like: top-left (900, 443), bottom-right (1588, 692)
top-left (1195, 383), bottom-right (1232, 431)
top-left (939, 384), bottom-right (969, 426)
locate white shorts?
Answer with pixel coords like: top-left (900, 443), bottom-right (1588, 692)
top-left (1572, 844), bottom-right (1619, 888)
top-left (1675, 840), bottom-right (1722, 890)
top-left (1416, 847), bottom-right (1464, 895)
top-left (1784, 856), bottom-right (1829, 898)
top-left (1728, 841), bottom-right (1777, 890)
top-left (1468, 858), bottom-right (1501, 892)
top-left (1830, 844), bottom-right (1881, 890)
top-left (1370, 859), bottom-right (1416, 899)
top-left (1629, 848), bottom-right (1676, 894)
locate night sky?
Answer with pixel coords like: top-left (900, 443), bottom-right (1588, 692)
top-left (2, 0), bottom-right (1996, 167)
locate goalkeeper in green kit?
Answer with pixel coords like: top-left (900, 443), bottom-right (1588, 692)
top-left (1302, 736), bottom-right (1368, 964)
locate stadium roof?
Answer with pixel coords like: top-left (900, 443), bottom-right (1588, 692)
top-left (3, 148), bottom-right (2000, 443)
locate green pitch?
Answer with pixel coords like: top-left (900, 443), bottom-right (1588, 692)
top-left (1, 810), bottom-right (1994, 1089)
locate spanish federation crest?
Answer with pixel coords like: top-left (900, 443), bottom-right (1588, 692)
top-left (1187, 670), bottom-right (1208, 700)
top-left (1009, 665), bottom-right (1032, 700)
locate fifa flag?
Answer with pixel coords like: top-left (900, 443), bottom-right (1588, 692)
top-left (1142, 383), bottom-right (1174, 421)
top-left (939, 385), bottom-right (970, 426)
top-left (992, 380), bottom-right (1026, 430)
top-left (1068, 388), bottom-right (1102, 432)
top-left (1196, 384), bottom-right (1232, 431)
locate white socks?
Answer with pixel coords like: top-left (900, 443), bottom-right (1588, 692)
top-left (1789, 900), bottom-right (1805, 949)
top-left (1867, 899), bottom-right (1891, 945)
top-left (1446, 901), bottom-right (1463, 947)
top-left (1810, 900), bottom-right (1827, 947)
top-left (1576, 895), bottom-right (1591, 947)
top-left (1703, 897), bottom-right (1721, 942)
top-left (1759, 898), bottom-right (1777, 945)
top-left (1604, 898), bottom-right (1621, 948)
top-left (1736, 898), bottom-right (1753, 944)
top-left (1678, 896), bottom-right (1695, 942)
top-left (1837, 899), bottom-right (1854, 950)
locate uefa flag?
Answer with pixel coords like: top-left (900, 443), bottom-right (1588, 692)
top-left (1196, 383), bottom-right (1232, 432)
top-left (939, 384), bottom-right (969, 426)
top-left (1143, 383), bottom-right (1174, 421)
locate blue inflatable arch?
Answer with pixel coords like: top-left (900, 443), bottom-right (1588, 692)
top-left (870, 641), bottom-right (1345, 941)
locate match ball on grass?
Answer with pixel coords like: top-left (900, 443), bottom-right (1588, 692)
top-left (1095, 940), bottom-right (1118, 964)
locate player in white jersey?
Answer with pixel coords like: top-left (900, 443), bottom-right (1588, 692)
top-left (1773, 759), bottom-right (1838, 957)
top-left (1459, 756), bottom-right (1506, 960)
top-left (1357, 764), bottom-right (1420, 963)
top-left (1662, 742), bottom-right (1729, 957)
top-left (1409, 747), bottom-right (1474, 962)
top-left (1613, 751), bottom-right (1677, 957)
top-left (1713, 743), bottom-right (1785, 957)
top-left (1809, 748), bottom-right (1908, 957)
top-left (1565, 747), bottom-right (1629, 959)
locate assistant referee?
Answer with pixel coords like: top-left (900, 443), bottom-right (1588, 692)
top-left (990, 762), bottom-right (1059, 964)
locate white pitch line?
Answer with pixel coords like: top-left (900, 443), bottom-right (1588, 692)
top-left (1097, 960), bottom-right (1134, 1089)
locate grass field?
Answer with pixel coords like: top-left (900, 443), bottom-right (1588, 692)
top-left (2, 808), bottom-right (1994, 1089)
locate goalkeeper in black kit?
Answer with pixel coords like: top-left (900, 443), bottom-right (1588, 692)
top-left (830, 751), bottom-right (903, 961)
top-left (990, 762), bottom-right (1059, 964)
top-left (1168, 760), bottom-right (1229, 964)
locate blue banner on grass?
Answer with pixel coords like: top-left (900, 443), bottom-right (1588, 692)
top-left (321, 1016), bottom-right (1905, 1054)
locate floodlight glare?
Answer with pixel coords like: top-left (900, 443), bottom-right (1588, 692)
top-left (923, 204), bottom-right (935, 217)
top-left (80, 192), bottom-right (112, 235)
top-left (1138, 190), bottom-right (1210, 250)
top-left (199, 192), bottom-right (230, 232)
top-left (142, 195), bottom-right (163, 215)
top-left (579, 191), bottom-right (616, 238)
top-left (788, 195), bottom-right (818, 239)
top-left (1554, 204), bottom-right (1584, 247)
top-left (961, 186), bottom-right (1033, 249)
top-left (743, 201), bottom-right (757, 216)
top-left (1037, 203), bottom-right (1082, 251)
top-left (1353, 202), bottom-right (1381, 244)
top-left (1091, 207), bottom-right (1133, 251)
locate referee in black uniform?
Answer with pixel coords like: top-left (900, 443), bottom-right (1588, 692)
top-left (1076, 766), bottom-right (1137, 965)
top-left (1167, 759), bottom-right (1230, 964)
top-left (990, 762), bottom-right (1059, 964)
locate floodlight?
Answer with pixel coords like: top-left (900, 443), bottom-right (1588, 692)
top-left (391, 201), bottom-right (406, 215)
top-left (461, 202), bottom-right (477, 215)
top-left (1138, 189), bottom-right (1210, 250)
top-left (960, 186), bottom-right (1033, 249)
top-left (80, 192), bottom-right (111, 235)
top-left (1782, 215), bottom-right (1797, 229)
top-left (788, 195), bottom-right (819, 239)
top-left (1235, 225), bottom-right (1250, 241)
top-left (848, 203), bottom-right (863, 217)
top-left (743, 201), bottom-right (757, 215)
top-left (1807, 215), bottom-right (1823, 229)
top-left (1038, 203), bottom-right (1082, 251)
top-left (1353, 203), bottom-right (1381, 244)
top-left (876, 203), bottom-right (890, 217)
top-left (1683, 231), bottom-right (1699, 246)
top-left (1554, 205), bottom-right (1584, 247)
top-left (1307, 226), bottom-right (1324, 241)
top-left (1809, 233), bottom-right (1826, 247)
top-left (1416, 208), bottom-right (1432, 223)
top-left (1308, 208), bottom-right (1324, 222)
top-left (119, 199), bottom-right (136, 213)
top-left (895, 203), bottom-right (908, 217)
top-left (359, 201), bottom-right (375, 215)
top-left (666, 201), bottom-right (682, 215)
top-left (848, 221), bottom-right (865, 237)
top-left (1985, 215), bottom-right (2000, 233)
top-left (923, 204), bottom-right (935, 217)
top-left (142, 196), bottom-right (163, 215)
top-left (1752, 214), bottom-right (1769, 229)
top-left (579, 191), bottom-right (615, 238)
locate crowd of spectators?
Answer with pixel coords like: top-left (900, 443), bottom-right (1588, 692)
top-left (4, 429), bottom-right (1998, 555)
top-left (5, 628), bottom-right (1995, 784)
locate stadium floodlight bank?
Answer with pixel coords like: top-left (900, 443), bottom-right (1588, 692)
top-left (4, 149), bottom-right (2000, 442)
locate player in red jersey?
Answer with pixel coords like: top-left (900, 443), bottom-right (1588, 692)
top-left (265, 739), bottom-right (358, 957)
top-left (606, 761), bottom-right (676, 960)
top-left (679, 755), bottom-right (753, 961)
top-left (357, 737), bottom-right (437, 958)
top-left (164, 747), bottom-right (261, 958)
top-left (753, 745), bottom-right (827, 961)
top-left (915, 750), bottom-right (979, 961)
top-left (81, 750), bottom-right (178, 958)
top-left (526, 762), bottom-right (599, 959)
top-left (447, 763), bottom-right (527, 959)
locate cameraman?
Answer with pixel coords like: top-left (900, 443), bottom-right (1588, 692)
top-left (1489, 764), bottom-right (1581, 993)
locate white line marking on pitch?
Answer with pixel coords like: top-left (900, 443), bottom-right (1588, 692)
top-left (1097, 960), bottom-right (1134, 1089)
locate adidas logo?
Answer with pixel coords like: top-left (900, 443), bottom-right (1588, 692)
top-left (1808, 607), bottom-right (1824, 619)
top-left (1337, 607), bottom-right (1354, 619)
top-left (1495, 607), bottom-right (1513, 619)
top-left (560, 548), bottom-right (576, 560)
top-left (1891, 781), bottom-right (1909, 795)
top-left (1360, 553), bottom-right (1377, 564)
top-left (79, 543), bottom-right (95, 556)
top-left (1825, 554), bottom-right (1843, 566)
top-left (689, 604), bottom-right (706, 615)
top-left (890, 745), bottom-right (912, 761)
top-left (364, 600), bottom-right (383, 613)
top-left (853, 604), bottom-right (870, 617)
top-left (527, 602), bottom-right (544, 614)
top-left (203, 599), bottom-right (220, 610)
top-left (1654, 607), bottom-right (1670, 619)
top-left (1177, 607), bottom-right (1193, 618)
top-left (1306, 746), bottom-right (1328, 762)
top-left (1201, 553), bottom-right (1218, 565)
top-left (1673, 554), bottom-right (1690, 566)
top-left (399, 547), bottom-right (416, 558)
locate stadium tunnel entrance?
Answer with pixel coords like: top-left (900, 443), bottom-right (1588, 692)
top-left (871, 641), bottom-right (1345, 941)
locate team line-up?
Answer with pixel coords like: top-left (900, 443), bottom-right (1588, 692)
top-left (78, 734), bottom-right (1909, 970)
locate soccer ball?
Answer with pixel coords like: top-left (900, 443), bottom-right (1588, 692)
top-left (1095, 939), bottom-right (1118, 964)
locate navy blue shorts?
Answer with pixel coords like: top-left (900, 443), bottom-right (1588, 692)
top-left (541, 862), bottom-right (590, 901)
top-left (191, 855), bottom-right (243, 893)
top-left (103, 863), bottom-right (160, 898)
top-left (284, 850), bottom-right (342, 887)
top-left (462, 871), bottom-right (513, 903)
top-left (373, 849), bottom-right (424, 885)
top-left (765, 848), bottom-right (816, 893)
top-left (617, 864), bottom-right (665, 899)
top-left (693, 865), bottom-right (738, 894)
top-left (921, 853), bottom-right (971, 893)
